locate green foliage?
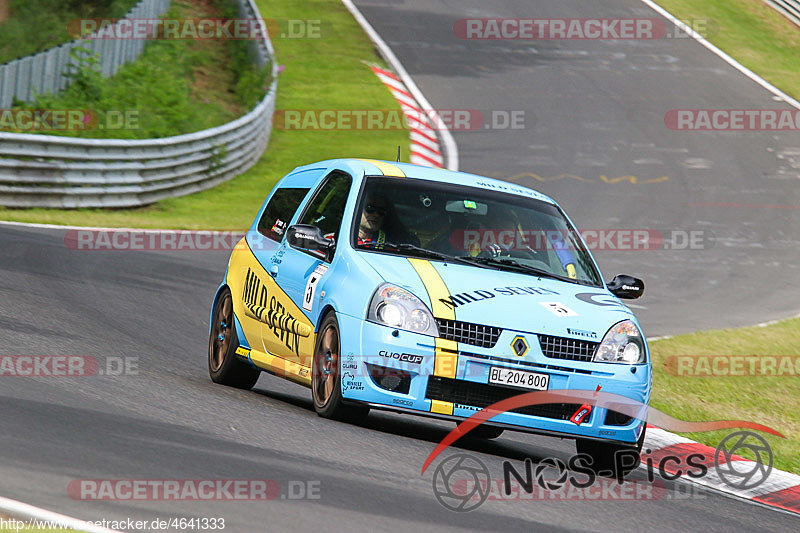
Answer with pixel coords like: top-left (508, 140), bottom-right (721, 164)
top-left (211, 0), bottom-right (271, 108)
top-left (0, 0), bottom-right (410, 227)
top-left (61, 46), bottom-right (104, 103)
top-left (12, 0), bottom-right (271, 139)
top-left (0, 0), bottom-right (139, 64)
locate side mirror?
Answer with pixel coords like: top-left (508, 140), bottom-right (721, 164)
top-left (287, 224), bottom-right (333, 259)
top-left (607, 275), bottom-right (644, 299)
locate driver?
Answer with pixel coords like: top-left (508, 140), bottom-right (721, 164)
top-left (357, 194), bottom-right (390, 248)
top-left (357, 193), bottom-right (420, 249)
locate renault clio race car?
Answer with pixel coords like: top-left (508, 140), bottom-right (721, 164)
top-left (208, 158), bottom-right (651, 470)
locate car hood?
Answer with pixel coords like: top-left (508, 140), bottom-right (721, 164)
top-left (363, 252), bottom-right (638, 340)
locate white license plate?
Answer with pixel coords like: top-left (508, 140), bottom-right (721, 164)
top-left (489, 367), bottom-right (549, 390)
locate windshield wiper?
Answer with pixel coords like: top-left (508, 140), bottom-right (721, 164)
top-left (458, 256), bottom-right (562, 280)
top-left (393, 244), bottom-right (483, 268)
top-left (360, 241), bottom-right (487, 268)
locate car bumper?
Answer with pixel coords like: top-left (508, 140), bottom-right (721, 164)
top-left (337, 313), bottom-right (651, 445)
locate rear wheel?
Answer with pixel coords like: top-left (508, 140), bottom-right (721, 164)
top-left (208, 287), bottom-right (260, 390)
top-left (312, 312), bottom-right (369, 422)
top-left (575, 425), bottom-right (646, 478)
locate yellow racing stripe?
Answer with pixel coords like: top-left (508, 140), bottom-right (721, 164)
top-left (359, 159), bottom-right (406, 177)
top-left (408, 258), bottom-right (458, 380)
top-left (407, 258), bottom-right (455, 320)
top-left (434, 338), bottom-right (457, 379)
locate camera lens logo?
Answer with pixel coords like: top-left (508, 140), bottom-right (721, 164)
top-left (534, 457), bottom-right (569, 490)
top-left (432, 454), bottom-right (490, 512)
top-left (714, 430), bottom-right (773, 490)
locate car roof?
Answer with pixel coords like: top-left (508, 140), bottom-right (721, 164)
top-left (287, 158), bottom-right (557, 205)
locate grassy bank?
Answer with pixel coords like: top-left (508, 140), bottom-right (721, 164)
top-left (0, 0), bottom-right (139, 64)
top-left (649, 317), bottom-right (800, 473)
top-left (5, 0), bottom-right (267, 139)
top-left (0, 0), bottom-right (408, 228)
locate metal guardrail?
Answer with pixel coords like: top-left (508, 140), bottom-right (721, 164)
top-left (0, 0), bottom-right (172, 108)
top-left (0, 0), bottom-right (277, 208)
top-left (763, 0), bottom-right (800, 26)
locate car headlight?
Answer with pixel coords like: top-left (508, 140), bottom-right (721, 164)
top-left (593, 320), bottom-right (646, 364)
top-left (367, 283), bottom-right (440, 337)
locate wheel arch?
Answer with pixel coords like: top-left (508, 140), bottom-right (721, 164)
top-left (209, 282), bottom-right (230, 334)
top-left (316, 305), bottom-right (337, 332)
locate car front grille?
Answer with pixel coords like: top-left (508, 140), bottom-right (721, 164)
top-left (538, 335), bottom-right (598, 362)
top-left (426, 376), bottom-right (582, 421)
top-left (436, 319), bottom-right (502, 348)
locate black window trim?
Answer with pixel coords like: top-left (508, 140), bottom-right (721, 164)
top-left (256, 186), bottom-right (312, 243)
top-left (289, 169), bottom-right (354, 263)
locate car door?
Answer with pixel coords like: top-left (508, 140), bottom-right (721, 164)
top-left (271, 169), bottom-right (353, 367)
top-left (236, 169), bottom-right (321, 363)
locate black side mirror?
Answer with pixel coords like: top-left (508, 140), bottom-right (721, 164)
top-left (287, 224), bottom-right (334, 259)
top-left (607, 275), bottom-right (644, 299)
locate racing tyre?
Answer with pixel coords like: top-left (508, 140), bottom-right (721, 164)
top-left (208, 287), bottom-right (260, 390)
top-left (312, 312), bottom-right (369, 422)
top-left (575, 425), bottom-right (646, 479)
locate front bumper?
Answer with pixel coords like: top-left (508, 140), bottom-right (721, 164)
top-left (337, 313), bottom-right (651, 445)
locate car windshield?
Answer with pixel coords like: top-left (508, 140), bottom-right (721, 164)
top-left (352, 177), bottom-right (602, 286)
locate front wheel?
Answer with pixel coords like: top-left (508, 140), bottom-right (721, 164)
top-left (311, 312), bottom-right (369, 422)
top-left (208, 287), bottom-right (260, 390)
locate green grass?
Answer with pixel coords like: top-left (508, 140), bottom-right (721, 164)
top-left (5, 0), bottom-right (266, 139)
top-left (657, 0), bottom-right (800, 99)
top-left (0, 0), bottom-right (139, 64)
top-left (0, 0), bottom-right (408, 228)
top-left (650, 318), bottom-right (800, 474)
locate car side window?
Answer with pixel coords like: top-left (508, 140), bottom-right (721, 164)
top-left (297, 171), bottom-right (353, 244)
top-left (257, 187), bottom-right (310, 242)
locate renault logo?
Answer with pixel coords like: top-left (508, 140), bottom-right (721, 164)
top-left (511, 336), bottom-right (529, 357)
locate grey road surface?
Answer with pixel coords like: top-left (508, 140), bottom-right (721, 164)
top-left (2, 0), bottom-right (799, 530)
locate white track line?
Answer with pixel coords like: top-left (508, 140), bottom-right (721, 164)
top-left (0, 219), bottom-right (237, 232)
top-left (640, 0), bottom-right (800, 110)
top-left (0, 495), bottom-right (121, 533)
top-left (341, 0), bottom-right (459, 171)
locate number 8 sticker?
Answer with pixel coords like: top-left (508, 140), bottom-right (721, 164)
top-left (303, 264), bottom-right (329, 312)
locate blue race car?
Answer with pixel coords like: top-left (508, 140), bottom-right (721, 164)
top-left (208, 158), bottom-right (650, 471)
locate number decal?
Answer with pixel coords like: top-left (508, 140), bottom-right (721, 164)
top-left (302, 264), bottom-right (328, 312)
top-left (539, 301), bottom-right (578, 317)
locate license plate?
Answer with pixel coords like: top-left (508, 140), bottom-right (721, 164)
top-left (489, 367), bottom-right (549, 390)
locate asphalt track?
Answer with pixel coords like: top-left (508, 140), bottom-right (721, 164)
top-left (1, 0), bottom-right (799, 531)
top-left (354, 0), bottom-right (800, 337)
